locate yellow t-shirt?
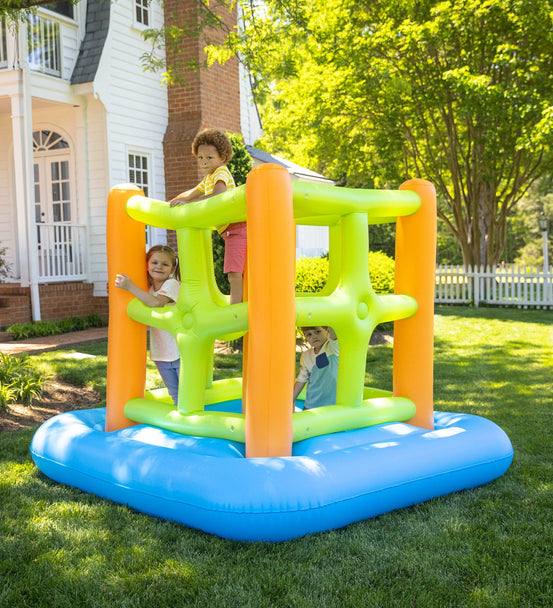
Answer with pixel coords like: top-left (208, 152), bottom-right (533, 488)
top-left (197, 166), bottom-right (236, 234)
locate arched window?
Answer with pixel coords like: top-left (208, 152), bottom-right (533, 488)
top-left (33, 130), bottom-right (69, 152)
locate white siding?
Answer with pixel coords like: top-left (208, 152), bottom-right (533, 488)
top-left (88, 0), bottom-right (168, 295)
top-left (94, 0), bottom-right (167, 194)
top-left (58, 13), bottom-right (80, 81)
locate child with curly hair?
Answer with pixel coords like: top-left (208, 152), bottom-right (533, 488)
top-left (170, 128), bottom-right (246, 305)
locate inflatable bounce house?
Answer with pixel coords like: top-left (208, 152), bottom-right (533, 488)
top-left (31, 164), bottom-right (513, 541)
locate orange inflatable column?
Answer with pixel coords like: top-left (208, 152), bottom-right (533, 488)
top-left (393, 179), bottom-right (437, 429)
top-left (105, 184), bottom-right (148, 431)
top-left (245, 164), bottom-right (295, 457)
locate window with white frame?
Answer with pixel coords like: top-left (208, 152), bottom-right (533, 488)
top-left (135, 0), bottom-right (150, 27)
top-left (128, 152), bottom-right (153, 246)
top-left (44, 2), bottom-right (74, 19)
top-left (128, 153), bottom-right (150, 196)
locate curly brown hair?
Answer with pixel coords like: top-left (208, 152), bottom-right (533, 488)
top-left (191, 128), bottom-right (233, 164)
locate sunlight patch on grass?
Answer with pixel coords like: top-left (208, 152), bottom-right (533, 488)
top-left (0, 462), bottom-right (35, 486)
top-left (59, 352), bottom-right (97, 360)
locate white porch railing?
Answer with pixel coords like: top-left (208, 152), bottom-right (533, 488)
top-left (0, 13), bottom-right (62, 76)
top-left (27, 13), bottom-right (61, 77)
top-left (37, 223), bottom-right (87, 282)
top-left (435, 264), bottom-right (553, 308)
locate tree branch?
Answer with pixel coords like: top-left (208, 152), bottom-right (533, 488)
top-left (1, 0), bottom-right (65, 10)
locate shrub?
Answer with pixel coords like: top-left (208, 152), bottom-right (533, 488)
top-left (83, 313), bottom-right (105, 328)
top-left (0, 353), bottom-right (47, 409)
top-left (6, 321), bottom-right (57, 340)
top-left (212, 232), bottom-right (230, 296)
top-left (295, 256), bottom-right (329, 293)
top-left (368, 250), bottom-right (395, 293)
top-left (7, 313), bottom-right (106, 341)
top-left (0, 384), bottom-right (16, 409)
top-left (59, 316), bottom-right (87, 332)
top-left (227, 133), bottom-right (253, 186)
top-left (295, 251), bottom-right (395, 295)
top-left (369, 224), bottom-right (396, 258)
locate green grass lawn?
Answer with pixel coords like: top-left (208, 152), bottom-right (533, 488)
top-left (1, 306), bottom-right (552, 607)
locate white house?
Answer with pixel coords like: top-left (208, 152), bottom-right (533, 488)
top-left (0, 0), bottom-right (331, 327)
top-left (0, 0), bottom-right (170, 324)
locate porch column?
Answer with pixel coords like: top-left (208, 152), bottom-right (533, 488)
top-left (10, 23), bottom-right (41, 320)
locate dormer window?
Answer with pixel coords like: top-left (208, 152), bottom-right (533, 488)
top-left (135, 0), bottom-right (150, 27)
top-left (44, 2), bottom-right (74, 20)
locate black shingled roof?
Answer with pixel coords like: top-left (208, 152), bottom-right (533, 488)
top-left (71, 0), bottom-right (111, 85)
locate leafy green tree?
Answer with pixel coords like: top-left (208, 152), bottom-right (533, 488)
top-left (222, 0), bottom-right (553, 268)
top-left (508, 177), bottom-right (553, 266)
top-left (368, 224), bottom-right (396, 259)
top-left (1, 0), bottom-right (57, 8)
top-left (0, 0), bottom-right (80, 19)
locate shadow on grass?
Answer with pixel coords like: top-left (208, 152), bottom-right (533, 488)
top-left (433, 334), bottom-right (551, 458)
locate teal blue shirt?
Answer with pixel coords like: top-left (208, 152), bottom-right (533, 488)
top-left (297, 339), bottom-right (339, 409)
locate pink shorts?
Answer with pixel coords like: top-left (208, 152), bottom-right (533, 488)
top-left (222, 222), bottom-right (247, 274)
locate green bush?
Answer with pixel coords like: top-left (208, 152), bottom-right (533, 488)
top-left (212, 232), bottom-right (230, 296)
top-left (227, 133), bottom-right (253, 186)
top-left (0, 353), bottom-right (47, 409)
top-left (295, 256), bottom-right (329, 293)
top-left (6, 313), bottom-right (106, 341)
top-left (368, 250), bottom-right (395, 293)
top-left (83, 313), bottom-right (105, 328)
top-left (6, 321), bottom-right (57, 340)
top-left (295, 251), bottom-right (395, 294)
top-left (368, 223), bottom-right (396, 258)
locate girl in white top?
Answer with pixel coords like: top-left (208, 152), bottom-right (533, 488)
top-left (115, 245), bottom-right (181, 405)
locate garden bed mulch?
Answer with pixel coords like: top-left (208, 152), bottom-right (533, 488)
top-left (0, 381), bottom-right (102, 434)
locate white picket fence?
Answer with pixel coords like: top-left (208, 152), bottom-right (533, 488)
top-left (435, 264), bottom-right (553, 308)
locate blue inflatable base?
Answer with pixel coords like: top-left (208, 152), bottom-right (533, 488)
top-left (30, 407), bottom-right (513, 541)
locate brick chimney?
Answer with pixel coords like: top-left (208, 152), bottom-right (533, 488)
top-left (163, 0), bottom-right (241, 247)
